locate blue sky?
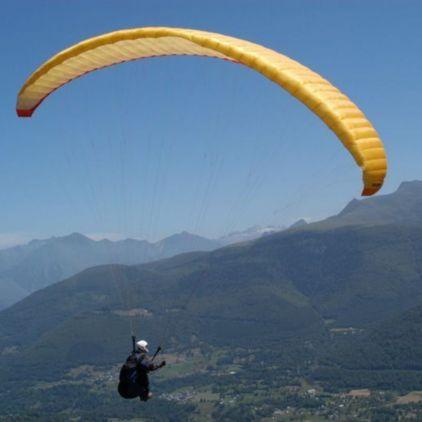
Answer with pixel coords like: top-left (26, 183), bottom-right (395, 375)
top-left (1, 0), bottom-right (421, 247)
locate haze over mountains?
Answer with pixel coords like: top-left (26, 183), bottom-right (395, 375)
top-left (0, 181), bottom-right (421, 350)
top-left (0, 231), bottom-right (219, 310)
top-left (1, 180), bottom-right (421, 311)
top-left (0, 225), bottom-right (282, 310)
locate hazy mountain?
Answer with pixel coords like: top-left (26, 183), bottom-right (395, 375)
top-left (288, 218), bottom-right (308, 229)
top-left (0, 232), bottom-right (220, 310)
top-left (0, 225), bottom-right (295, 311)
top-left (156, 231), bottom-right (219, 256)
top-left (218, 225), bottom-right (283, 245)
top-left (2, 180), bottom-right (422, 312)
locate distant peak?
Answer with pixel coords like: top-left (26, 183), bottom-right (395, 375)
top-left (29, 232), bottom-right (90, 245)
top-left (69, 232), bottom-right (88, 238)
top-left (61, 233), bottom-right (91, 242)
top-left (397, 180), bottom-right (422, 193)
top-left (170, 231), bottom-right (195, 238)
top-left (289, 219), bottom-right (308, 229)
top-left (157, 231), bottom-right (199, 244)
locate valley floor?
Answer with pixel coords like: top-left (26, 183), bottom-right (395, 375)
top-left (2, 346), bottom-right (422, 421)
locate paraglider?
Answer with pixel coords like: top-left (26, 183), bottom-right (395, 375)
top-left (118, 337), bottom-right (166, 402)
top-left (16, 27), bottom-right (387, 196)
top-left (16, 27), bottom-right (388, 402)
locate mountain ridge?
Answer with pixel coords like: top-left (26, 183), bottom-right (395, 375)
top-left (302, 180), bottom-right (422, 231)
top-left (2, 179), bottom-right (422, 310)
top-left (0, 225), bottom-right (290, 310)
top-left (0, 231), bottom-right (220, 310)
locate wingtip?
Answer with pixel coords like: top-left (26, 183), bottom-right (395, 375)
top-left (16, 108), bottom-right (34, 117)
top-left (361, 185), bottom-right (382, 197)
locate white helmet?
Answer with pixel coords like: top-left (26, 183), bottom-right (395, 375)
top-left (136, 340), bottom-right (149, 353)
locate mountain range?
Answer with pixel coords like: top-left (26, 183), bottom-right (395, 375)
top-left (1, 181), bottom-right (422, 361)
top-left (3, 179), bottom-right (421, 312)
top-left (0, 225), bottom-right (286, 311)
top-left (0, 231), bottom-right (222, 311)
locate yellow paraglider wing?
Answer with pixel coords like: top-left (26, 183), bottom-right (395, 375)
top-left (16, 27), bottom-right (387, 196)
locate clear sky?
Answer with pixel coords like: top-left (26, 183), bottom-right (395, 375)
top-left (1, 0), bottom-right (421, 247)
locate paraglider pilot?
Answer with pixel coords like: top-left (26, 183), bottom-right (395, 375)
top-left (118, 339), bottom-right (166, 401)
